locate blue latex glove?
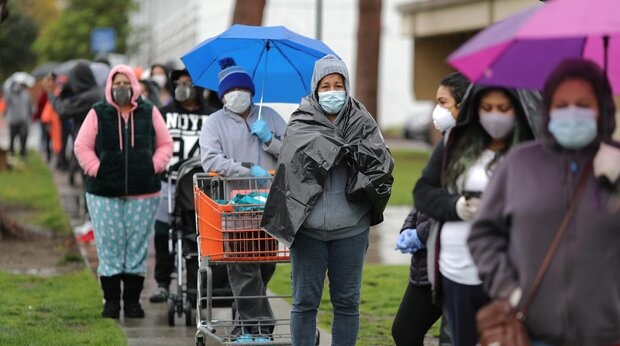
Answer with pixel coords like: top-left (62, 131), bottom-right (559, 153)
top-left (250, 164), bottom-right (270, 186)
top-left (251, 119), bottom-right (273, 144)
top-left (250, 164), bottom-right (270, 177)
top-left (395, 228), bottom-right (425, 254)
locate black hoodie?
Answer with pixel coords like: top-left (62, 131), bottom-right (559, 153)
top-left (49, 62), bottom-right (104, 127)
top-left (413, 85), bottom-right (538, 222)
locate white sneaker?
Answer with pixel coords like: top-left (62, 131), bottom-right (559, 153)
top-left (73, 220), bottom-right (92, 235)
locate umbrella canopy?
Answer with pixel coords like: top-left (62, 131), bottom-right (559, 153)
top-left (53, 59), bottom-right (90, 78)
top-left (3, 71), bottom-right (35, 90)
top-left (448, 0), bottom-right (620, 93)
top-left (89, 61), bottom-right (111, 87)
top-left (31, 61), bottom-right (60, 80)
top-left (181, 24), bottom-right (339, 103)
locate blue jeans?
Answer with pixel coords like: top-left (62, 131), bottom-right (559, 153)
top-left (290, 230), bottom-right (369, 346)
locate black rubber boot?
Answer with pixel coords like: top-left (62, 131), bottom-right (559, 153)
top-left (100, 275), bottom-right (121, 318)
top-left (122, 274), bottom-right (145, 318)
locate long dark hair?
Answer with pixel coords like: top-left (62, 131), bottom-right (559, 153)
top-left (439, 72), bottom-right (470, 106)
top-left (442, 87), bottom-right (533, 192)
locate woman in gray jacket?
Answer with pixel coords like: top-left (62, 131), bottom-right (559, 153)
top-left (468, 59), bottom-right (620, 345)
top-left (262, 55), bottom-right (393, 346)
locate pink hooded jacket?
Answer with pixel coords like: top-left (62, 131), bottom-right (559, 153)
top-left (74, 64), bottom-right (173, 198)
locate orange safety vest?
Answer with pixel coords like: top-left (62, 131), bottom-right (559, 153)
top-left (40, 101), bottom-right (62, 153)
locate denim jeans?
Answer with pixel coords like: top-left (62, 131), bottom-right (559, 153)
top-left (290, 229), bottom-right (369, 346)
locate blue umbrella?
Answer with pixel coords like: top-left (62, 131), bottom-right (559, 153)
top-left (181, 24), bottom-right (339, 104)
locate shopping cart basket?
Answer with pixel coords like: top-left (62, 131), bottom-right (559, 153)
top-left (193, 173), bottom-right (292, 346)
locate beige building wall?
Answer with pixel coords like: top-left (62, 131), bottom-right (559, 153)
top-left (398, 0), bottom-right (541, 100)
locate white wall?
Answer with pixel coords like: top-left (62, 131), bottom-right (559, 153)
top-left (128, 0), bottom-right (421, 128)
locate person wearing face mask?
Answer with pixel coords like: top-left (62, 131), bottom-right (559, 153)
top-left (73, 65), bottom-right (173, 319)
top-left (198, 57), bottom-right (287, 342)
top-left (392, 71), bottom-right (470, 346)
top-left (148, 68), bottom-right (222, 304)
top-left (432, 72), bottom-right (471, 136)
top-left (261, 54), bottom-right (394, 346)
top-left (413, 83), bottom-right (536, 346)
top-left (150, 63), bottom-right (172, 107)
top-left (468, 59), bottom-right (620, 346)
top-left (3, 81), bottom-right (33, 159)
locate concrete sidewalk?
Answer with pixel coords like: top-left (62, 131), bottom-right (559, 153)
top-left (52, 168), bottom-right (332, 346)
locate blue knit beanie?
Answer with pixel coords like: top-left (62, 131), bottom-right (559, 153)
top-left (217, 57), bottom-right (255, 99)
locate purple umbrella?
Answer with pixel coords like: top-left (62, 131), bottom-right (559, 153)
top-left (448, 0), bottom-right (620, 93)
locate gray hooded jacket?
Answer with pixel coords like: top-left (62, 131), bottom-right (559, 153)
top-left (468, 60), bottom-right (620, 345)
top-left (261, 55), bottom-right (394, 247)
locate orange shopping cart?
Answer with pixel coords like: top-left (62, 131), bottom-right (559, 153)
top-left (193, 173), bottom-right (292, 346)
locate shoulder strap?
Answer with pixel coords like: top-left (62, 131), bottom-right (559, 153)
top-left (518, 161), bottom-right (593, 321)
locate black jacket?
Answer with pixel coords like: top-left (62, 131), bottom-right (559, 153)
top-left (413, 85), bottom-right (538, 220)
top-left (413, 85), bottom-right (539, 291)
top-left (50, 62), bottom-right (104, 128)
top-left (401, 208), bottom-right (433, 286)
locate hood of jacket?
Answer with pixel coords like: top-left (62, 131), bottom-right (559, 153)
top-left (540, 58), bottom-right (616, 149)
top-left (64, 62), bottom-right (98, 96)
top-left (105, 64), bottom-right (142, 112)
top-left (447, 84), bottom-right (537, 150)
top-left (309, 54), bottom-right (351, 110)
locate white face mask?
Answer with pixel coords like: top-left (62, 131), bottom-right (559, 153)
top-left (479, 112), bottom-right (516, 139)
top-left (432, 105), bottom-right (456, 133)
top-left (151, 74), bottom-right (167, 89)
top-left (224, 90), bottom-right (252, 114)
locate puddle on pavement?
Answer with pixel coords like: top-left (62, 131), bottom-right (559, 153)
top-left (367, 206), bottom-right (411, 265)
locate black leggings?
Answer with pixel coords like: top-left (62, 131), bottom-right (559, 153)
top-left (442, 276), bottom-right (489, 346)
top-left (392, 282), bottom-right (444, 346)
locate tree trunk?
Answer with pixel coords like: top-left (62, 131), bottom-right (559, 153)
top-left (232, 0), bottom-right (266, 26)
top-left (355, 0), bottom-right (382, 120)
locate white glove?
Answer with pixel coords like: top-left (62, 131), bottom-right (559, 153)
top-left (456, 196), bottom-right (481, 221)
top-left (594, 143), bottom-right (620, 184)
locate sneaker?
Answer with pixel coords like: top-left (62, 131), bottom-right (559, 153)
top-left (149, 286), bottom-right (169, 303)
top-left (73, 220), bottom-right (92, 235)
top-left (253, 335), bottom-right (271, 342)
top-left (76, 229), bottom-right (94, 244)
top-left (232, 334), bottom-right (253, 343)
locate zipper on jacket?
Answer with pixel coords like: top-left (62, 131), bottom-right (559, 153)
top-left (125, 120), bottom-right (129, 195)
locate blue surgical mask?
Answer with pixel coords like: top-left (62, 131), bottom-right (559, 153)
top-left (548, 106), bottom-right (598, 150)
top-left (318, 90), bottom-right (346, 115)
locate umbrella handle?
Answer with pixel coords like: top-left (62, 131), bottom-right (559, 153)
top-left (257, 40), bottom-right (271, 121)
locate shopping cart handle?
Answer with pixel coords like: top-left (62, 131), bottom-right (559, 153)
top-left (207, 170), bottom-right (276, 176)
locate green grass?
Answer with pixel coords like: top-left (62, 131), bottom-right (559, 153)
top-left (0, 151), bottom-right (126, 345)
top-left (0, 269), bottom-right (126, 346)
top-left (269, 263), bottom-right (438, 345)
top-left (389, 148), bottom-right (429, 206)
top-left (0, 151), bottom-right (71, 234)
